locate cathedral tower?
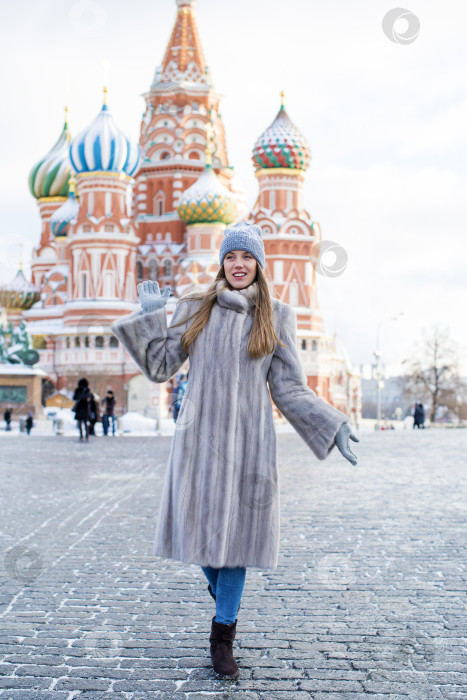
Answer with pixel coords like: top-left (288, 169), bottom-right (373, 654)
top-left (249, 94), bottom-right (323, 335)
top-left (64, 88), bottom-right (140, 333)
top-left (134, 0), bottom-right (244, 291)
top-left (28, 108), bottom-right (72, 288)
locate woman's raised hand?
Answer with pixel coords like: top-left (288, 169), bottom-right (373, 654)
top-left (335, 422), bottom-right (359, 466)
top-left (137, 281), bottom-right (171, 314)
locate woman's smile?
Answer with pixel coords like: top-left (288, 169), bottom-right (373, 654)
top-left (224, 250), bottom-right (257, 289)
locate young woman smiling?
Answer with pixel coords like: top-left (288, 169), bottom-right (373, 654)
top-left (112, 221), bottom-right (359, 680)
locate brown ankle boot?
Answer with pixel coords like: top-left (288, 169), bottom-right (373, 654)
top-left (209, 616), bottom-right (239, 679)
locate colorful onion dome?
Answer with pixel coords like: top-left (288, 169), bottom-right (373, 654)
top-left (178, 161), bottom-right (237, 225)
top-left (0, 267), bottom-right (41, 310)
top-left (28, 108), bottom-right (72, 199)
top-left (252, 93), bottom-right (311, 171)
top-left (70, 87), bottom-right (140, 176)
top-left (50, 175), bottom-right (79, 237)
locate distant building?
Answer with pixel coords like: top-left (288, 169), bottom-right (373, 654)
top-left (1, 0), bottom-right (361, 422)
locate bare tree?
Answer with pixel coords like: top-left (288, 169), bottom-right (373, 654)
top-left (400, 325), bottom-right (466, 422)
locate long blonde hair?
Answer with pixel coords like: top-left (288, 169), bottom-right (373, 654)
top-left (172, 264), bottom-right (285, 359)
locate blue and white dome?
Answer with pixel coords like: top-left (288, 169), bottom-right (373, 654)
top-left (70, 89), bottom-right (140, 177)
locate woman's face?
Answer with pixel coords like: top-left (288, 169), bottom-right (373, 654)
top-left (223, 250), bottom-right (257, 289)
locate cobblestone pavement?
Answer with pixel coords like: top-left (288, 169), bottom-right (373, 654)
top-left (0, 428), bottom-right (466, 700)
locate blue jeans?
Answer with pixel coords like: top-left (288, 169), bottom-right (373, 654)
top-left (103, 414), bottom-right (116, 435)
top-left (201, 566), bottom-right (246, 625)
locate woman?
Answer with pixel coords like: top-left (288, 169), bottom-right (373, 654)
top-left (72, 378), bottom-right (92, 441)
top-left (112, 222), bottom-right (359, 679)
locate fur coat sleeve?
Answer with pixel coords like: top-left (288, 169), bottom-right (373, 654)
top-left (268, 302), bottom-right (349, 461)
top-left (111, 299), bottom-right (194, 382)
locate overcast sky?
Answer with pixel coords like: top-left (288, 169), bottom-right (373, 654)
top-left (1, 0), bottom-right (466, 376)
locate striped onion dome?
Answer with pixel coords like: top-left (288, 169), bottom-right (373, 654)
top-left (178, 162), bottom-right (237, 226)
top-left (70, 88), bottom-right (140, 176)
top-left (28, 108), bottom-right (72, 199)
top-left (252, 96), bottom-right (311, 171)
top-left (50, 176), bottom-right (79, 237)
top-left (0, 268), bottom-right (41, 310)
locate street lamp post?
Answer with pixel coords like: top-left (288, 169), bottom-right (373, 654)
top-left (374, 313), bottom-right (404, 430)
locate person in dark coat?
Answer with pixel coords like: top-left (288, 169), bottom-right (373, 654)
top-left (102, 390), bottom-right (117, 436)
top-left (413, 402), bottom-right (421, 429)
top-left (72, 378), bottom-right (92, 440)
top-left (25, 412), bottom-right (34, 435)
top-left (4, 407), bottom-right (12, 431)
top-left (88, 392), bottom-right (100, 436)
top-left (418, 403), bottom-right (425, 428)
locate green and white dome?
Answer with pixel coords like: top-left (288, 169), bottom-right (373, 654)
top-left (28, 109), bottom-right (72, 199)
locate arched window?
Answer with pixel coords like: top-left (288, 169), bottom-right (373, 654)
top-left (154, 191), bottom-right (165, 216)
top-left (109, 336), bottom-right (119, 348)
top-left (301, 339), bottom-right (307, 351)
top-left (75, 337), bottom-right (80, 348)
top-left (163, 259), bottom-right (173, 277)
top-left (312, 340), bottom-right (317, 352)
top-left (160, 152), bottom-right (170, 160)
top-left (148, 259), bottom-right (158, 281)
top-left (65, 337), bottom-right (70, 349)
top-left (95, 336), bottom-right (104, 348)
top-left (84, 336), bottom-right (90, 348)
top-left (136, 261), bottom-right (143, 280)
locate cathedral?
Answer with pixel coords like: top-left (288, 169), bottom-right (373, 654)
top-left (1, 0), bottom-right (361, 423)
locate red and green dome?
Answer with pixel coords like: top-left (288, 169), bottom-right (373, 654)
top-left (252, 101), bottom-right (311, 171)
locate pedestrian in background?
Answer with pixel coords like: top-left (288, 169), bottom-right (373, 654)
top-left (25, 412), bottom-right (33, 435)
top-left (172, 373), bottom-right (188, 422)
top-left (72, 378), bottom-right (91, 441)
top-left (4, 407), bottom-right (12, 431)
top-left (102, 390), bottom-right (116, 436)
top-left (413, 402), bottom-right (422, 429)
top-left (88, 391), bottom-right (100, 436)
top-left (112, 222), bottom-right (359, 680)
top-left (418, 402), bottom-right (425, 428)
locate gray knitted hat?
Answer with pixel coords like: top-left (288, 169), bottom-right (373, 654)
top-left (219, 222), bottom-right (265, 269)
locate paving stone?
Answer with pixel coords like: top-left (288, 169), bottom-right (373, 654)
top-left (0, 430), bottom-right (465, 697)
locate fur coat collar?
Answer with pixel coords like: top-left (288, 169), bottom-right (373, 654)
top-left (215, 279), bottom-right (258, 313)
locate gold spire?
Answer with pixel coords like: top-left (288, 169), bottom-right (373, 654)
top-left (64, 105), bottom-right (69, 127)
top-left (69, 174), bottom-right (77, 195)
top-left (103, 85), bottom-right (108, 106)
top-left (280, 90), bottom-right (285, 108)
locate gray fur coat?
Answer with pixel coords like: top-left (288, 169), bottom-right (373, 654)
top-left (112, 281), bottom-right (348, 569)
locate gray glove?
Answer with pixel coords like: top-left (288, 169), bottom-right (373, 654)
top-left (335, 423), bottom-right (359, 466)
top-left (137, 281), bottom-right (171, 314)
